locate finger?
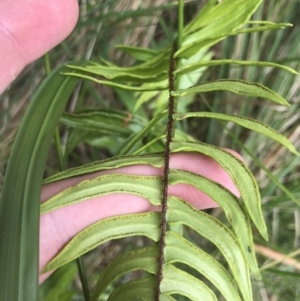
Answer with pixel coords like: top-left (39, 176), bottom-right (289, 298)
top-left (39, 151), bottom-right (243, 282)
top-left (0, 0), bottom-right (79, 93)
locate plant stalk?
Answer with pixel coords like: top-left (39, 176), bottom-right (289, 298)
top-left (154, 2), bottom-right (184, 299)
top-left (177, 0), bottom-right (184, 54)
top-left (43, 53), bottom-right (90, 301)
top-left (154, 42), bottom-right (177, 301)
top-left (174, 0), bottom-right (184, 124)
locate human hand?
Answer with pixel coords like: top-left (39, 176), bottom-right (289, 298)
top-left (0, 0), bottom-right (242, 284)
top-left (0, 0), bottom-right (79, 94)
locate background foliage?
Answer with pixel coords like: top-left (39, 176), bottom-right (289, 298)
top-left (0, 0), bottom-right (299, 300)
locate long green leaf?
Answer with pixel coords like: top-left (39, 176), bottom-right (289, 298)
top-left (42, 212), bottom-right (160, 273)
top-left (91, 245), bottom-right (158, 301)
top-left (171, 79), bottom-right (289, 106)
top-left (0, 65), bottom-right (79, 301)
top-left (171, 140), bottom-right (268, 239)
top-left (169, 170), bottom-right (259, 278)
top-left (178, 23), bottom-right (290, 58)
top-left (61, 71), bottom-right (169, 91)
top-left (161, 264), bottom-right (217, 301)
top-left (165, 231), bottom-right (242, 301)
top-left (167, 197), bottom-right (252, 301)
top-left (65, 48), bottom-right (170, 83)
top-left (67, 57), bottom-right (167, 75)
top-left (43, 153), bottom-right (165, 184)
top-left (65, 62), bottom-right (168, 83)
top-left (60, 109), bottom-right (143, 136)
top-left (174, 112), bottom-right (299, 155)
top-left (174, 59), bottom-right (298, 76)
top-left (41, 174), bottom-right (162, 213)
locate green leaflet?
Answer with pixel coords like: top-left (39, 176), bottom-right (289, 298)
top-left (0, 64), bottom-right (79, 301)
top-left (91, 245), bottom-right (158, 301)
top-left (165, 231), bottom-right (242, 301)
top-left (185, 0), bottom-right (262, 35)
top-left (167, 197), bottom-right (252, 301)
top-left (43, 153), bottom-right (164, 184)
top-left (42, 212), bottom-right (160, 273)
top-left (161, 264), bottom-right (217, 301)
top-left (107, 276), bottom-right (155, 301)
top-left (178, 23), bottom-right (290, 59)
top-left (61, 71), bottom-right (169, 91)
top-left (41, 174), bottom-right (162, 214)
top-left (169, 170), bottom-right (259, 278)
top-left (174, 112), bottom-right (299, 155)
top-left (66, 49), bottom-right (170, 82)
top-left (63, 49), bottom-right (171, 90)
top-left (60, 109), bottom-right (144, 136)
top-left (65, 62), bottom-right (168, 83)
top-left (171, 79), bottom-right (289, 106)
top-left (174, 59), bottom-right (298, 76)
top-left (114, 45), bottom-right (158, 61)
top-left (171, 140), bottom-right (268, 240)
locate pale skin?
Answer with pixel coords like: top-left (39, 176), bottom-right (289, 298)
top-left (0, 0), bottom-right (243, 283)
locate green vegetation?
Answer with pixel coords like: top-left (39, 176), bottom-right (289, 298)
top-left (0, 1), bottom-right (299, 300)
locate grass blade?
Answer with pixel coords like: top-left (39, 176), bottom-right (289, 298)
top-left (0, 65), bottom-right (79, 301)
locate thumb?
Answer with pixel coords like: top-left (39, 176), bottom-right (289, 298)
top-left (0, 0), bottom-right (79, 94)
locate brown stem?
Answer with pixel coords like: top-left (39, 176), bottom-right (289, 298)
top-left (154, 42), bottom-right (177, 301)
